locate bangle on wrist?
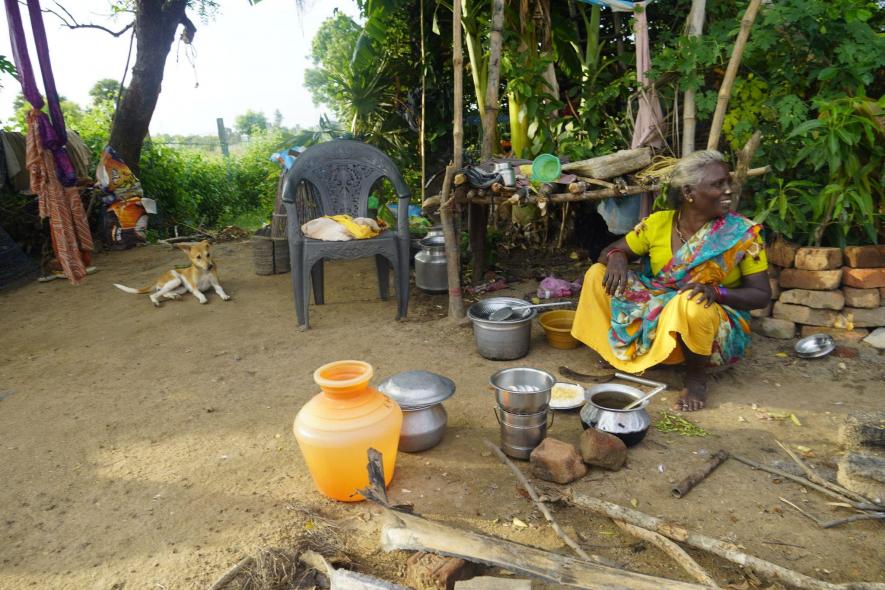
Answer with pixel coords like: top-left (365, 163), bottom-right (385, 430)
top-left (606, 247), bottom-right (625, 260)
top-left (716, 286), bottom-right (728, 302)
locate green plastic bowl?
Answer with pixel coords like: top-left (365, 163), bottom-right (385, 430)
top-left (532, 154), bottom-right (562, 182)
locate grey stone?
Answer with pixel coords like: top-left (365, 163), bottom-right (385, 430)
top-left (837, 453), bottom-right (885, 504)
top-left (757, 317), bottom-right (796, 339)
top-left (862, 327), bottom-right (885, 349)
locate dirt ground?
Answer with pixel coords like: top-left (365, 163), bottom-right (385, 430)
top-left (1, 240), bottom-right (883, 590)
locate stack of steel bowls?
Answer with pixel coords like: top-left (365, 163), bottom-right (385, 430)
top-left (491, 367), bottom-right (555, 459)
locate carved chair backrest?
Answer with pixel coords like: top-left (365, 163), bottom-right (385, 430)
top-left (282, 140), bottom-right (411, 239)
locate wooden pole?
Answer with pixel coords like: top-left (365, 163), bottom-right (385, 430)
top-left (572, 495), bottom-right (885, 590)
top-left (682, 0), bottom-right (706, 156)
top-left (439, 0), bottom-right (465, 322)
top-left (706, 0), bottom-right (763, 150)
top-left (419, 0), bottom-right (426, 200)
top-left (380, 510), bottom-right (714, 590)
top-left (453, 0), bottom-right (463, 169)
top-left (481, 0), bottom-right (505, 161)
top-left (671, 450), bottom-right (729, 498)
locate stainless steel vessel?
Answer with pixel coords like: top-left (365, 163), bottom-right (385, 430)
top-left (496, 407), bottom-right (554, 460)
top-left (490, 367), bottom-right (555, 414)
top-left (415, 236), bottom-right (448, 293)
top-left (467, 297), bottom-right (536, 360)
top-left (377, 370), bottom-right (455, 452)
top-left (580, 384), bottom-right (652, 447)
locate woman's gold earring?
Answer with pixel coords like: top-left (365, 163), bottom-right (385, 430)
top-left (688, 198), bottom-right (694, 202)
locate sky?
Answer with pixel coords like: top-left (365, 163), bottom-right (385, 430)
top-left (0, 0), bottom-right (362, 135)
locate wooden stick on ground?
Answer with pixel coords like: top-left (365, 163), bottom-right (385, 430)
top-left (775, 441), bottom-right (872, 505)
top-left (381, 509), bottom-right (714, 590)
top-left (482, 439), bottom-right (596, 564)
top-left (780, 497), bottom-right (885, 529)
top-left (207, 556), bottom-right (254, 590)
top-left (613, 520), bottom-right (718, 587)
top-left (732, 454), bottom-right (884, 511)
top-left (572, 494), bottom-right (885, 590)
top-left (672, 450), bottom-right (729, 498)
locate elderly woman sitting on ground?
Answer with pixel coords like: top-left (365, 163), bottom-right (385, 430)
top-left (571, 150), bottom-right (771, 412)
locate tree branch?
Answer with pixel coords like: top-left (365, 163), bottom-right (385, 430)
top-left (179, 14), bottom-right (197, 43)
top-left (34, 1), bottom-right (134, 38)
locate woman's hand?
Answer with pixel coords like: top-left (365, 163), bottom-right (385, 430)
top-left (679, 282), bottom-right (718, 307)
top-left (603, 252), bottom-right (629, 296)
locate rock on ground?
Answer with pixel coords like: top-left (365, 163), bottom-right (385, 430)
top-left (579, 428), bottom-right (627, 471)
top-left (838, 411), bottom-right (885, 450)
top-left (837, 453), bottom-right (885, 504)
top-left (862, 327), bottom-right (885, 350)
top-left (530, 438), bottom-right (588, 484)
top-left (756, 317), bottom-right (796, 339)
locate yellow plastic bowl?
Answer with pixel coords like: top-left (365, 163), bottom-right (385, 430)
top-left (539, 310), bottom-right (580, 350)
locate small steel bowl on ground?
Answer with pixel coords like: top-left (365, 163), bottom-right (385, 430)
top-left (794, 334), bottom-right (835, 359)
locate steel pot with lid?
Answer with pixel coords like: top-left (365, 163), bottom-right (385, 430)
top-left (377, 370), bottom-right (455, 452)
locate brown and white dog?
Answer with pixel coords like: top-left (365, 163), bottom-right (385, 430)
top-left (114, 240), bottom-right (231, 306)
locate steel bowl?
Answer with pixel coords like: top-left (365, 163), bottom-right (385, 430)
top-left (794, 334), bottom-right (835, 358)
top-left (490, 367), bottom-right (555, 414)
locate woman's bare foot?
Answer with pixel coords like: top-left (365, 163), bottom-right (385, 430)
top-left (673, 376), bottom-right (707, 411)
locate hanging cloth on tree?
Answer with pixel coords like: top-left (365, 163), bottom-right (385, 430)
top-left (5, 0), bottom-right (94, 283)
top-left (597, 0), bottom-right (665, 234)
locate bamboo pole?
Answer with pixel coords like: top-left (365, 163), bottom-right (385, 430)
top-left (419, 0), bottom-right (426, 200)
top-left (440, 1), bottom-right (465, 322)
top-left (481, 0), bottom-right (505, 161)
top-left (453, 0), bottom-right (463, 169)
top-left (706, 0), bottom-right (763, 150)
top-left (682, 0), bottom-right (706, 156)
top-left (572, 495), bottom-right (885, 590)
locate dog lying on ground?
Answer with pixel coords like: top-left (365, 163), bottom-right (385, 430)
top-left (113, 240), bottom-right (231, 307)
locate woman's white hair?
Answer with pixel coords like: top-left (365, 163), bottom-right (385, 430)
top-left (666, 150), bottom-right (726, 208)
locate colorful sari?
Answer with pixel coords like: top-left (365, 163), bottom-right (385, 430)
top-left (608, 212), bottom-right (762, 367)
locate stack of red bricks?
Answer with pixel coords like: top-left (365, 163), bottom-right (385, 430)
top-left (754, 241), bottom-right (885, 341)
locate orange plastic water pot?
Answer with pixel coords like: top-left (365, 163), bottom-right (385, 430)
top-left (293, 361), bottom-right (403, 502)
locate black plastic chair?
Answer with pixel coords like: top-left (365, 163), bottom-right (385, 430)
top-left (281, 140), bottom-right (411, 329)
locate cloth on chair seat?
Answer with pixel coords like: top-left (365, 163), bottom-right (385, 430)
top-left (301, 215), bottom-right (383, 241)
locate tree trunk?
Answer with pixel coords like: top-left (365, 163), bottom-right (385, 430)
top-left (481, 0), bottom-right (505, 161)
top-left (108, 0), bottom-right (192, 174)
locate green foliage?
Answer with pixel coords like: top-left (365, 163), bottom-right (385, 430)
top-left (89, 78), bottom-right (124, 107)
top-left (0, 55), bottom-right (15, 90)
top-left (234, 109), bottom-right (268, 136)
top-left (751, 95), bottom-right (884, 247)
top-left (645, 0), bottom-right (883, 246)
top-left (139, 129), bottom-right (285, 232)
top-left (5, 92), bottom-right (84, 133)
